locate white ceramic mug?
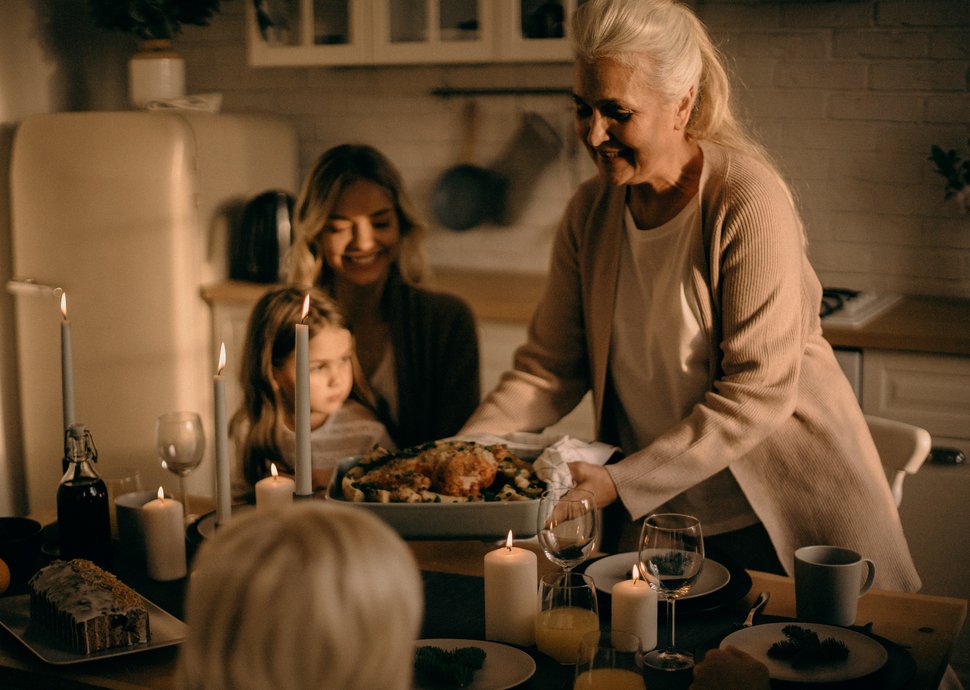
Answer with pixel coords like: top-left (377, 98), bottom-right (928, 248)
top-left (794, 545), bottom-right (876, 626)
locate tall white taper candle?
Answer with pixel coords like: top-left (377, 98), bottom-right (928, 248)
top-left (214, 342), bottom-right (231, 525)
top-left (294, 293), bottom-right (312, 496)
top-left (60, 292), bottom-right (76, 431)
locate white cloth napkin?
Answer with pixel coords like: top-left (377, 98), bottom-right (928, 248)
top-left (145, 93), bottom-right (223, 112)
top-left (451, 432), bottom-right (617, 487)
top-left (532, 435), bottom-right (617, 487)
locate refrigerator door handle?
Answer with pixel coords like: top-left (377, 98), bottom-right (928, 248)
top-left (6, 277), bottom-right (63, 298)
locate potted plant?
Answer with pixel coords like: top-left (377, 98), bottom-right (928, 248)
top-left (929, 139), bottom-right (970, 214)
top-left (88, 0), bottom-right (222, 108)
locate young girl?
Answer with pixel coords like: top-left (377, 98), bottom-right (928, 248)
top-left (231, 286), bottom-right (394, 495)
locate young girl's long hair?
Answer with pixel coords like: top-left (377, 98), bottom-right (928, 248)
top-left (231, 286), bottom-right (374, 487)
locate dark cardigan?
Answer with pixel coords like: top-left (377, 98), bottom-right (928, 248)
top-left (379, 268), bottom-right (481, 448)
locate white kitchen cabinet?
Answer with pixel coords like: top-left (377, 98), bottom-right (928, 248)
top-left (861, 349), bottom-right (970, 440)
top-left (860, 348), bottom-right (970, 680)
top-left (247, 0), bottom-right (372, 66)
top-left (246, 0), bottom-right (581, 67)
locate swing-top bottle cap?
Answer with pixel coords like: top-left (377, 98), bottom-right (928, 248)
top-left (64, 424), bottom-right (98, 464)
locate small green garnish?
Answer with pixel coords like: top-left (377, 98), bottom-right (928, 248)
top-left (415, 645), bottom-right (487, 687)
top-left (767, 624), bottom-right (850, 668)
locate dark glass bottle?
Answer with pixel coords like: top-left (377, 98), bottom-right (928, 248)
top-left (57, 424), bottom-right (112, 568)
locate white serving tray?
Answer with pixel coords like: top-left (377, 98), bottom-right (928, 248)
top-left (325, 452), bottom-right (541, 540)
top-left (0, 593), bottom-right (186, 665)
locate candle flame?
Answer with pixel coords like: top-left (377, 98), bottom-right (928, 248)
top-left (60, 292), bottom-right (68, 319)
top-left (301, 293), bottom-right (310, 322)
top-left (631, 564), bottom-right (640, 582)
top-left (156, 486), bottom-right (165, 501)
top-left (270, 463), bottom-right (279, 478)
top-left (505, 530), bottom-right (514, 550)
top-left (160, 460), bottom-right (168, 470)
top-left (217, 342), bottom-right (226, 375)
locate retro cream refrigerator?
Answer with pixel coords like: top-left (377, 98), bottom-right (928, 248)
top-left (10, 111), bottom-right (297, 515)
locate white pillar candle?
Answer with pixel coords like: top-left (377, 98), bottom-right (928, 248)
top-left (60, 292), bottom-right (76, 431)
top-left (294, 293), bottom-right (312, 496)
top-left (484, 530), bottom-right (537, 646)
top-left (142, 487), bottom-right (187, 581)
top-left (214, 343), bottom-right (232, 526)
top-left (611, 564), bottom-right (657, 651)
top-left (255, 463), bottom-right (295, 511)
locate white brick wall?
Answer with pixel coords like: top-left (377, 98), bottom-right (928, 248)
top-left (176, 0), bottom-right (970, 296)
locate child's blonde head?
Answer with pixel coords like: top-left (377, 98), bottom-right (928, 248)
top-left (177, 502), bottom-right (423, 690)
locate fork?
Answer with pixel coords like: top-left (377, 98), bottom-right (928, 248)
top-left (742, 591), bottom-right (771, 628)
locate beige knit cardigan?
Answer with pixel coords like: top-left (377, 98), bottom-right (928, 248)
top-left (463, 141), bottom-right (921, 592)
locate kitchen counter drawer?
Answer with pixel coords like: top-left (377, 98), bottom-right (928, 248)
top-left (861, 349), bottom-right (970, 440)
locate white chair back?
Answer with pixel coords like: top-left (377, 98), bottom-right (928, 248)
top-left (865, 414), bottom-right (932, 507)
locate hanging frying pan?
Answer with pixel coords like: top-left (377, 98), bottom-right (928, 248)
top-left (432, 100), bottom-right (508, 231)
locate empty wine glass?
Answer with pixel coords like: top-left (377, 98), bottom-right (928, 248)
top-left (638, 513), bottom-right (704, 671)
top-left (537, 486), bottom-right (597, 574)
top-left (155, 411), bottom-right (205, 524)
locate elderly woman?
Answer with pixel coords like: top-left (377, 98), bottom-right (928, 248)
top-left (462, 0), bottom-right (919, 591)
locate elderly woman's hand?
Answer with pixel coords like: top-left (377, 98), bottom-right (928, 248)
top-left (689, 646), bottom-right (770, 690)
top-left (567, 461), bottom-right (618, 508)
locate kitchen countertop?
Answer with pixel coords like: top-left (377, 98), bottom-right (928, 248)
top-left (201, 273), bottom-right (970, 357)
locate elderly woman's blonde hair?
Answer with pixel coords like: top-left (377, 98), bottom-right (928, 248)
top-left (289, 144), bottom-right (428, 289)
top-left (177, 502), bottom-right (423, 690)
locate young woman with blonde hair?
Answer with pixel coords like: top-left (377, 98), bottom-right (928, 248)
top-left (289, 144), bottom-right (480, 448)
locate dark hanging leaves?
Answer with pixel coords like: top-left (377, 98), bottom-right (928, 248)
top-left (89, 0), bottom-right (222, 40)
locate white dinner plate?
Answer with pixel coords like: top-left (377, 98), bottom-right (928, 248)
top-left (414, 638), bottom-right (536, 690)
top-left (719, 622), bottom-right (889, 683)
top-left (584, 552), bottom-right (730, 599)
top-left (0, 593), bottom-right (186, 665)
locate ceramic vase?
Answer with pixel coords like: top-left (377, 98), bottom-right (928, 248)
top-left (128, 39), bottom-right (185, 109)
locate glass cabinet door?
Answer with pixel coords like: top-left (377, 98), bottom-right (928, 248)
top-left (498, 0), bottom-right (585, 62)
top-left (247, 0), bottom-right (370, 66)
top-left (373, 0), bottom-right (494, 64)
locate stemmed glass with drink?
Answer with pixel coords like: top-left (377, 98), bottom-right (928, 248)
top-left (155, 411), bottom-right (205, 524)
top-left (535, 485), bottom-right (600, 665)
top-left (638, 513), bottom-right (704, 671)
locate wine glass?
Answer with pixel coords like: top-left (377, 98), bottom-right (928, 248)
top-left (537, 486), bottom-right (598, 574)
top-left (155, 411), bottom-right (205, 524)
top-left (638, 513), bottom-right (704, 671)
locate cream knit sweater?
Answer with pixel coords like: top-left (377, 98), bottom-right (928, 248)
top-left (463, 141), bottom-right (920, 592)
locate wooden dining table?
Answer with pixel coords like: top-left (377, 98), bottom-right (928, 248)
top-left (0, 526), bottom-right (964, 689)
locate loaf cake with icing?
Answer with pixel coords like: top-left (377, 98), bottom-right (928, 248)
top-left (28, 559), bottom-right (150, 654)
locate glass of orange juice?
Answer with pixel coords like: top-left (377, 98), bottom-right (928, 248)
top-left (536, 571), bottom-right (600, 665)
top-left (574, 629), bottom-right (645, 689)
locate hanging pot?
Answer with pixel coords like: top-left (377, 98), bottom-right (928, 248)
top-left (432, 101), bottom-right (508, 231)
top-left (128, 39), bottom-right (186, 109)
top-left (492, 112), bottom-right (563, 224)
